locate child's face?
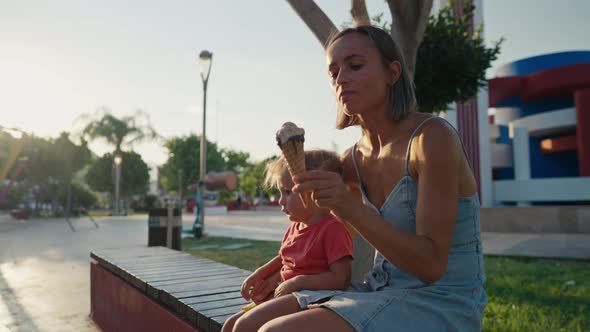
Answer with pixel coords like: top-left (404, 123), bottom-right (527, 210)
top-left (278, 169), bottom-right (311, 222)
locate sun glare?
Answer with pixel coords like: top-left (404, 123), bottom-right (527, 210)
top-left (0, 61), bottom-right (87, 135)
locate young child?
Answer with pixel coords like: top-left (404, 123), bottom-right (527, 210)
top-left (221, 150), bottom-right (353, 332)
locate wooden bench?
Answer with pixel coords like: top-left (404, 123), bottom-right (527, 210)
top-left (90, 246), bottom-right (253, 332)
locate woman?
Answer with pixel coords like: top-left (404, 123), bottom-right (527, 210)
top-left (234, 25), bottom-right (486, 332)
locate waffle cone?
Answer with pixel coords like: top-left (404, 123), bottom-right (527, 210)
top-left (280, 140), bottom-right (307, 207)
top-left (281, 141), bottom-right (305, 176)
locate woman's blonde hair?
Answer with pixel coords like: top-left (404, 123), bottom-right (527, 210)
top-left (264, 149), bottom-right (343, 189)
top-left (327, 25), bottom-right (416, 129)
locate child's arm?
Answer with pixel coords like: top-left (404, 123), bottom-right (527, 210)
top-left (256, 255), bottom-right (283, 277)
top-left (274, 256), bottom-right (352, 297)
top-left (241, 255), bottom-right (282, 301)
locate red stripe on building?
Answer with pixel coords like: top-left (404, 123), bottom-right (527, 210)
top-left (575, 89), bottom-right (590, 176)
top-left (454, 0), bottom-right (482, 200)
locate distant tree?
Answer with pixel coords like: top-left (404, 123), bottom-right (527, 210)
top-left (220, 149), bottom-right (252, 203)
top-left (130, 194), bottom-right (160, 212)
top-left (79, 107), bottom-right (158, 155)
top-left (0, 182), bottom-right (25, 210)
top-left (0, 130), bottom-right (22, 180)
top-left (78, 108), bottom-right (158, 206)
top-left (240, 156), bottom-right (279, 201)
top-left (222, 149), bottom-right (251, 174)
top-left (159, 135), bottom-right (234, 193)
top-left (414, 2), bottom-right (502, 113)
top-left (18, 132), bottom-right (92, 214)
top-left (19, 136), bottom-right (58, 186)
top-left (86, 151), bottom-right (150, 198)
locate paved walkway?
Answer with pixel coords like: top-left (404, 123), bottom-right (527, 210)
top-left (0, 211), bottom-right (588, 331)
top-left (482, 232), bottom-right (590, 260)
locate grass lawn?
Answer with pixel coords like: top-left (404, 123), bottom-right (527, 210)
top-left (183, 236), bottom-right (281, 272)
top-left (88, 210), bottom-right (112, 217)
top-left (183, 237), bottom-right (590, 332)
top-left (87, 211), bottom-right (146, 217)
top-left (483, 256), bottom-right (588, 332)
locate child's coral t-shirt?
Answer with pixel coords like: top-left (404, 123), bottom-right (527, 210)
top-left (279, 215), bottom-right (353, 282)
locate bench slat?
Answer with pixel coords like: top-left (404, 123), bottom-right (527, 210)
top-left (162, 285), bottom-right (244, 319)
top-left (140, 266), bottom-right (241, 281)
top-left (171, 285), bottom-right (243, 299)
top-left (151, 273), bottom-right (249, 300)
top-left (130, 261), bottom-right (226, 276)
top-left (150, 270), bottom-right (248, 287)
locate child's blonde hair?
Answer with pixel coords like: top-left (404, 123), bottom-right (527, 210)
top-left (264, 150), bottom-right (343, 189)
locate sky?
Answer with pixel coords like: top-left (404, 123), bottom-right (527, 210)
top-left (1, 0), bottom-right (589, 170)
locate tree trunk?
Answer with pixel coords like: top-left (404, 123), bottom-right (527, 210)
top-left (350, 0), bottom-right (370, 26)
top-left (286, 0), bottom-right (339, 48)
top-left (65, 179), bottom-right (72, 220)
top-left (386, 0), bottom-right (433, 79)
top-left (52, 195), bottom-right (58, 214)
top-left (286, 0), bottom-right (432, 76)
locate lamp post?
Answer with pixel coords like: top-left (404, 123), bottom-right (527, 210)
top-left (195, 50), bottom-right (212, 238)
top-left (114, 154), bottom-right (122, 216)
top-left (178, 168), bottom-right (183, 209)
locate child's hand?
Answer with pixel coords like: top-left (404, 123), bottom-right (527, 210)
top-left (241, 271), bottom-right (281, 304)
top-left (240, 271), bottom-right (263, 301)
top-left (274, 278), bottom-right (299, 298)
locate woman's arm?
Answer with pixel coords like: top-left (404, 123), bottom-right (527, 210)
top-left (293, 124), bottom-right (463, 284)
top-left (274, 257), bottom-right (352, 297)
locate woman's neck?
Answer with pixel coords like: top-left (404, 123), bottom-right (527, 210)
top-left (358, 112), bottom-right (407, 157)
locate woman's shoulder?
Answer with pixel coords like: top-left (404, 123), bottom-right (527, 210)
top-left (407, 114), bottom-right (465, 177)
top-left (410, 115), bottom-right (462, 156)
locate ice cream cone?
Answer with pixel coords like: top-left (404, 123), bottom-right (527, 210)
top-left (276, 122), bottom-right (307, 207)
top-left (280, 140), bottom-right (307, 207)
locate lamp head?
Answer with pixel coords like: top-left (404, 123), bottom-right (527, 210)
top-left (199, 50), bottom-right (213, 81)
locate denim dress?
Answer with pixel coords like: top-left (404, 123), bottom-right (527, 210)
top-left (292, 117), bottom-right (487, 331)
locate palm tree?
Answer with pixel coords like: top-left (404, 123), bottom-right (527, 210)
top-left (78, 107), bottom-right (159, 155)
top-left (78, 107), bottom-right (159, 214)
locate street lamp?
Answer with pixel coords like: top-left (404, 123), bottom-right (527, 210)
top-left (114, 154), bottom-right (123, 216)
top-left (195, 50), bottom-right (213, 238)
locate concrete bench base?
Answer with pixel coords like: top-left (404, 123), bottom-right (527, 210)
top-left (91, 262), bottom-right (201, 332)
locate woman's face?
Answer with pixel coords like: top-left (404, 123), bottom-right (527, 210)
top-left (326, 33), bottom-right (399, 118)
